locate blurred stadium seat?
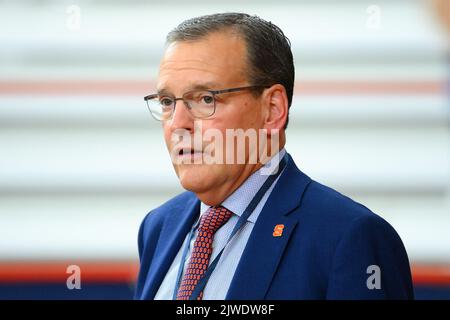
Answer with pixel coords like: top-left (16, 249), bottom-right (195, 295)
top-left (0, 0), bottom-right (448, 299)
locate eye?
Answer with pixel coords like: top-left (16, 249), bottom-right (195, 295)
top-left (201, 94), bottom-right (214, 105)
top-left (159, 97), bottom-right (174, 108)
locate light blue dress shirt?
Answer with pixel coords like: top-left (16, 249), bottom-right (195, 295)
top-left (154, 149), bottom-right (286, 300)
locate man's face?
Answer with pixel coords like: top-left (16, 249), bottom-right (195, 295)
top-left (157, 31), bottom-right (266, 205)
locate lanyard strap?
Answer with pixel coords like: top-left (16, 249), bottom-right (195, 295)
top-left (172, 154), bottom-right (288, 300)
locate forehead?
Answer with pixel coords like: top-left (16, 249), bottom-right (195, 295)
top-left (157, 31), bottom-right (248, 92)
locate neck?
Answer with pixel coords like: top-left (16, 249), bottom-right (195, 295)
top-left (196, 143), bottom-right (285, 206)
top-left (196, 162), bottom-right (262, 206)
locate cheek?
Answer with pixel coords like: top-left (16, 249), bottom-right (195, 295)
top-left (162, 124), bottom-right (172, 147)
top-left (237, 102), bottom-right (261, 129)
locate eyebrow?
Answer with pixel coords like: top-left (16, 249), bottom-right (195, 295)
top-left (157, 82), bottom-right (219, 95)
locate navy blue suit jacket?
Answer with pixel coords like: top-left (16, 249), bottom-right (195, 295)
top-left (135, 154), bottom-right (414, 299)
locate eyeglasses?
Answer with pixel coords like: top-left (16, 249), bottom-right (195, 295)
top-left (143, 85), bottom-right (270, 121)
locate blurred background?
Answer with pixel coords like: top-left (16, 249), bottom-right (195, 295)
top-left (0, 0), bottom-right (448, 299)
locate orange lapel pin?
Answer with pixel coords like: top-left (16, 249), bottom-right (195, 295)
top-left (273, 224), bottom-right (285, 237)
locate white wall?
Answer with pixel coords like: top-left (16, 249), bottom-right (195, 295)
top-left (0, 0), bottom-right (449, 263)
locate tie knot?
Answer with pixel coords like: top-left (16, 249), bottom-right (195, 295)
top-left (199, 206), bottom-right (233, 233)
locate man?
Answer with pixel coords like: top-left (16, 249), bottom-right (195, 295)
top-left (135, 13), bottom-right (414, 300)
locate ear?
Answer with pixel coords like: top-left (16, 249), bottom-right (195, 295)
top-left (262, 84), bottom-right (289, 131)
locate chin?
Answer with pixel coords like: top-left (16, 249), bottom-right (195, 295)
top-left (176, 164), bottom-right (212, 193)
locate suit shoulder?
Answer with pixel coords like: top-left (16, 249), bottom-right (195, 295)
top-left (143, 191), bottom-right (197, 225)
top-left (298, 179), bottom-right (400, 243)
top-left (150, 190), bottom-right (197, 214)
top-left (303, 179), bottom-right (378, 222)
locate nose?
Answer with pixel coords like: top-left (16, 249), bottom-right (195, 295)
top-left (167, 100), bottom-right (194, 133)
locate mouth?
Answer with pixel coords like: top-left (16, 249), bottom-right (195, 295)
top-left (173, 146), bottom-right (204, 163)
top-left (178, 148), bottom-right (203, 156)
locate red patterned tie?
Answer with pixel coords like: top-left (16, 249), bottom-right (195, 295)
top-left (176, 205), bottom-right (233, 300)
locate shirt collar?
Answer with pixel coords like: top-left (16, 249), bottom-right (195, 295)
top-left (200, 148), bottom-right (286, 223)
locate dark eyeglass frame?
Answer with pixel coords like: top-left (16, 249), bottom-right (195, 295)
top-left (143, 84), bottom-right (271, 121)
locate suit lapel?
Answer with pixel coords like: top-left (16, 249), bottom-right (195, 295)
top-left (141, 194), bottom-right (200, 300)
top-left (226, 154), bottom-right (311, 299)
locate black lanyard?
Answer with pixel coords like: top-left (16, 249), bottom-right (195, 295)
top-left (172, 153), bottom-right (288, 300)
